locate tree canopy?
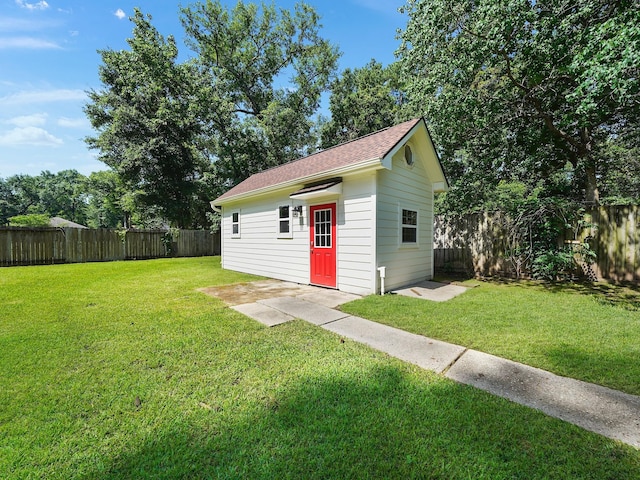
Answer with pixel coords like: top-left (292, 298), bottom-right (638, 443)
top-left (83, 2), bottom-right (339, 227)
top-left (0, 169), bottom-right (175, 229)
top-left (399, 0), bottom-right (640, 209)
top-left (0, 170), bottom-right (91, 226)
top-left (181, 0), bottom-right (339, 192)
top-left (85, 9), bottom-right (212, 228)
top-left (320, 60), bottom-right (409, 149)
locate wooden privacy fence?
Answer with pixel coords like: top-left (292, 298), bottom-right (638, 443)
top-left (0, 227), bottom-right (221, 267)
top-left (589, 206), bottom-right (640, 282)
top-left (434, 205), bottom-right (640, 282)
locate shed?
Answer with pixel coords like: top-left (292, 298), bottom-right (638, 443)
top-left (210, 118), bottom-right (448, 296)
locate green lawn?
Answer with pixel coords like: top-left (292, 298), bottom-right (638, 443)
top-left (1, 258), bottom-right (639, 479)
top-left (341, 278), bottom-right (640, 396)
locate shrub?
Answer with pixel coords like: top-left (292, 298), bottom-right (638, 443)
top-left (532, 248), bottom-right (576, 281)
top-left (8, 214), bottom-right (51, 228)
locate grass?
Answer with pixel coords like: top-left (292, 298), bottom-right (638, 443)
top-left (0, 257), bottom-right (638, 479)
top-left (340, 277), bottom-right (640, 396)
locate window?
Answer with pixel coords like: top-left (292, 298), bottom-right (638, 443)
top-left (231, 211), bottom-right (240, 238)
top-left (277, 204), bottom-right (292, 238)
top-left (401, 208), bottom-right (417, 244)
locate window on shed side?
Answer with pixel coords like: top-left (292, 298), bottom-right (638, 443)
top-left (231, 211), bottom-right (240, 238)
top-left (277, 204), bottom-right (292, 238)
top-left (401, 208), bottom-right (418, 244)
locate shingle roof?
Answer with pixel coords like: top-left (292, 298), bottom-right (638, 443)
top-left (213, 118), bottom-right (422, 204)
top-left (49, 216), bottom-right (88, 229)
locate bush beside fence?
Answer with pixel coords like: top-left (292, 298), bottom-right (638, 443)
top-left (0, 227), bottom-right (220, 267)
top-left (434, 205), bottom-right (640, 282)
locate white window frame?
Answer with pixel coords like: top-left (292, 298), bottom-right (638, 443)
top-left (399, 206), bottom-right (418, 247)
top-left (277, 203), bottom-right (293, 239)
top-left (230, 210), bottom-right (241, 239)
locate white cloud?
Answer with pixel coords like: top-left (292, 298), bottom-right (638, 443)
top-left (0, 126), bottom-right (62, 147)
top-left (15, 0), bottom-right (50, 11)
top-left (0, 17), bottom-right (51, 31)
top-left (114, 9), bottom-right (126, 20)
top-left (57, 117), bottom-right (89, 129)
top-left (0, 89), bottom-right (87, 106)
top-left (7, 113), bottom-right (48, 127)
top-left (0, 37), bottom-right (61, 49)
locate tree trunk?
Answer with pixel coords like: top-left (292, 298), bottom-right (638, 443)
top-left (584, 163), bottom-right (599, 206)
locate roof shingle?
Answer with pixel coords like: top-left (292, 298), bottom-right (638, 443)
top-left (213, 118), bottom-right (421, 204)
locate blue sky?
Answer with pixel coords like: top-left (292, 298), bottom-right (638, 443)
top-left (0, 0), bottom-right (406, 178)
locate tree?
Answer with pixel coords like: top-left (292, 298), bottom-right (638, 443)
top-left (0, 178), bottom-right (16, 225)
top-left (0, 172), bottom-right (88, 225)
top-left (37, 170), bottom-right (88, 225)
top-left (84, 170), bottom-right (128, 228)
top-left (181, 0), bottom-right (340, 191)
top-left (1, 174), bottom-right (40, 222)
top-left (320, 60), bottom-right (409, 149)
top-left (399, 0), bottom-right (640, 207)
top-left (85, 9), bottom-right (211, 228)
top-left (597, 127), bottom-right (640, 205)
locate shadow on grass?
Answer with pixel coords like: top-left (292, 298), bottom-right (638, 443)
top-left (542, 343), bottom-right (640, 396)
top-left (540, 281), bottom-right (640, 312)
top-left (456, 275), bottom-right (640, 312)
top-left (88, 366), bottom-right (638, 479)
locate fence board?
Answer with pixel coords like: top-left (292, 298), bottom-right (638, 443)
top-left (0, 227), bottom-right (220, 267)
top-left (434, 206), bottom-right (639, 281)
top-left (589, 206), bottom-right (640, 282)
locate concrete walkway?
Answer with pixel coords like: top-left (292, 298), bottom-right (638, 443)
top-left (227, 286), bottom-right (640, 449)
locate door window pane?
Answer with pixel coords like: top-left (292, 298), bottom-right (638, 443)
top-left (314, 208), bottom-right (331, 248)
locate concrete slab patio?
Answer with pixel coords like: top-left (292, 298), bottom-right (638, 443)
top-left (200, 279), bottom-right (322, 306)
top-left (391, 280), bottom-right (469, 302)
top-left (256, 296), bottom-right (350, 326)
top-left (232, 302), bottom-right (294, 327)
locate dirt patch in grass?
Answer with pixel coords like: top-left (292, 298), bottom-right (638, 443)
top-left (199, 279), bottom-right (320, 305)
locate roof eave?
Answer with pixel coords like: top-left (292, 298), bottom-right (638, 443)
top-left (380, 117), bottom-right (450, 190)
top-left (380, 118), bottom-right (424, 169)
top-left (213, 157), bottom-right (384, 206)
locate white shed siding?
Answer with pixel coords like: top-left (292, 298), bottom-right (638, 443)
top-left (376, 144), bottom-right (434, 291)
top-left (221, 173), bottom-right (377, 295)
top-left (336, 173), bottom-right (376, 295)
top-left (221, 193), bottom-right (309, 284)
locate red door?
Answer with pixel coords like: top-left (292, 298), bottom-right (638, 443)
top-left (310, 203), bottom-right (337, 288)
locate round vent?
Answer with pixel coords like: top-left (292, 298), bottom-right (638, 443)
top-left (404, 145), bottom-right (414, 166)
